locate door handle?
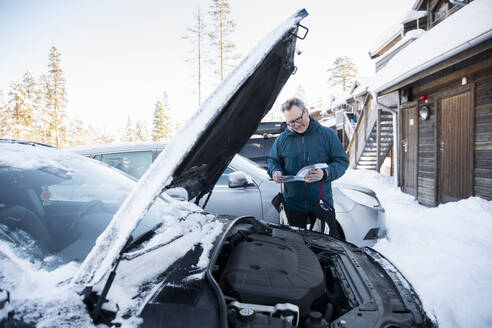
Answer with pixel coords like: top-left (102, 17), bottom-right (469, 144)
top-left (440, 141), bottom-right (445, 152)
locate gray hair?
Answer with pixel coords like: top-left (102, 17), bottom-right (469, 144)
top-left (281, 97), bottom-right (306, 112)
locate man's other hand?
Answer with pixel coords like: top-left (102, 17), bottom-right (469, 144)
top-left (305, 169), bottom-right (323, 183)
top-left (273, 171), bottom-right (284, 183)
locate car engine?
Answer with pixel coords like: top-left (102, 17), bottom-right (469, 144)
top-left (212, 221), bottom-right (351, 328)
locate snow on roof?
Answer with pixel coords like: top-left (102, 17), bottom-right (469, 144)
top-left (351, 76), bottom-right (375, 98)
top-left (371, 0), bottom-right (492, 93)
top-left (401, 10), bottom-right (428, 24)
top-left (369, 23), bottom-right (403, 57)
top-left (369, 7), bottom-right (426, 57)
top-left (327, 91), bottom-right (350, 109)
top-left (374, 29), bottom-right (426, 65)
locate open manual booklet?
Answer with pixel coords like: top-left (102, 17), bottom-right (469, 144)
top-left (281, 163), bottom-right (328, 182)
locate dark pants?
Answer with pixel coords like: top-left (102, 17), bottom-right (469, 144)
top-left (285, 203), bottom-right (342, 240)
top-left (284, 207), bottom-right (317, 229)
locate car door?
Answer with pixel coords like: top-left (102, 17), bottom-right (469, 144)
top-left (200, 167), bottom-right (263, 220)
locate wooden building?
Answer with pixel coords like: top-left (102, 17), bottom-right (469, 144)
top-left (370, 0), bottom-right (492, 206)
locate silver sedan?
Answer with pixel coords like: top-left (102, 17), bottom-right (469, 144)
top-left (71, 143), bottom-right (386, 247)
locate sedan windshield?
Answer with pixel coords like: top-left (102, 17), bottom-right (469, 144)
top-left (0, 148), bottom-right (168, 268)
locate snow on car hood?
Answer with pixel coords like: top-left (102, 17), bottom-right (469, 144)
top-left (72, 9), bottom-right (308, 291)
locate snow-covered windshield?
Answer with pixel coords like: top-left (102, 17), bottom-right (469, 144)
top-left (0, 144), bottom-right (168, 269)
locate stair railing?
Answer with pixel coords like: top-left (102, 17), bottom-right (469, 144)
top-left (346, 99), bottom-right (380, 169)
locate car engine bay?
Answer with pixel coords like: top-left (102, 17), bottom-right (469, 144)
top-left (210, 218), bottom-right (430, 328)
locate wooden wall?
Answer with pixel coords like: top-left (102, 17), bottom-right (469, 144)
top-left (417, 102), bottom-right (437, 206)
top-left (474, 72), bottom-right (492, 200)
top-left (407, 57), bottom-right (492, 205)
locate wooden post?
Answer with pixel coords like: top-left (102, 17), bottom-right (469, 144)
top-left (342, 114), bottom-right (346, 146)
top-left (363, 106), bottom-right (367, 142)
top-left (376, 109), bottom-right (381, 171)
top-left (354, 130), bottom-right (358, 168)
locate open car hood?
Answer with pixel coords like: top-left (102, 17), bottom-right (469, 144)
top-left (72, 9), bottom-right (308, 290)
top-left (168, 12), bottom-right (307, 203)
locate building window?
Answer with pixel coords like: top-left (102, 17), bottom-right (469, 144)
top-left (433, 0), bottom-right (451, 22)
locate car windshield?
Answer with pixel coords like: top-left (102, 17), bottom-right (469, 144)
top-left (0, 148), bottom-right (168, 269)
top-left (232, 154), bottom-right (270, 180)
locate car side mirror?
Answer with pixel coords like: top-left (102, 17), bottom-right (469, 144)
top-left (164, 187), bottom-right (189, 202)
top-left (228, 171), bottom-right (252, 188)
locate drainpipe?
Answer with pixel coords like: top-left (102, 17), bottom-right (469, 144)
top-left (371, 91), bottom-right (399, 186)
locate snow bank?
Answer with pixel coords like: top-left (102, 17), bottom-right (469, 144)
top-left (339, 169), bottom-right (492, 328)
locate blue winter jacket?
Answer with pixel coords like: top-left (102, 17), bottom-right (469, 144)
top-left (268, 118), bottom-right (349, 212)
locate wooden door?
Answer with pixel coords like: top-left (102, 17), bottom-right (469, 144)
top-left (439, 91), bottom-right (473, 203)
top-left (401, 106), bottom-right (418, 196)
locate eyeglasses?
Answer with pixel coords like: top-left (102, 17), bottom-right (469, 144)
top-left (287, 110), bottom-right (305, 126)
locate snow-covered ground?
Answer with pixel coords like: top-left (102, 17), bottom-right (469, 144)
top-left (340, 169), bottom-right (492, 328)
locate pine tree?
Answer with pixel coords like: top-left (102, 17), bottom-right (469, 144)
top-left (0, 90), bottom-right (8, 137)
top-left (208, 0), bottom-right (240, 81)
top-left (152, 92), bottom-right (173, 141)
top-left (295, 84), bottom-right (309, 107)
top-left (22, 71), bottom-right (41, 141)
top-left (37, 74), bottom-right (52, 144)
top-left (184, 8), bottom-right (208, 107)
top-left (135, 120), bottom-right (150, 142)
top-left (123, 116), bottom-right (136, 142)
top-left (6, 81), bottom-right (32, 140)
top-left (327, 56), bottom-right (358, 93)
top-left (262, 98), bottom-right (286, 122)
top-left (46, 46), bottom-right (68, 147)
top-left (93, 125), bottom-right (116, 144)
top-left (65, 116), bottom-right (88, 147)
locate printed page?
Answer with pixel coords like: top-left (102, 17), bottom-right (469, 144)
top-left (282, 163), bottom-right (328, 182)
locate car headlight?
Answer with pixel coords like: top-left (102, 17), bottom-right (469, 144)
top-left (338, 188), bottom-right (381, 208)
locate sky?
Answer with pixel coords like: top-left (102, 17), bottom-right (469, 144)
top-left (0, 0), bottom-right (415, 132)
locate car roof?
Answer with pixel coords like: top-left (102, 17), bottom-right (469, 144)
top-left (70, 142), bottom-right (168, 155)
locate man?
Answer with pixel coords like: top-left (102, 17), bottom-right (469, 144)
top-left (268, 97), bottom-right (349, 230)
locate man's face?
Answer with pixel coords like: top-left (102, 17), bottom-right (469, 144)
top-left (284, 105), bottom-right (310, 134)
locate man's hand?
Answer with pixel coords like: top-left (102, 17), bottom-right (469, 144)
top-left (272, 171), bottom-right (284, 184)
top-left (304, 169), bottom-right (324, 183)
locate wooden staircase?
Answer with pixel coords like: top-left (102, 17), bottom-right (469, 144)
top-left (346, 106), bottom-right (394, 171)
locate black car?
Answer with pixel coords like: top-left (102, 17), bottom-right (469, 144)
top-left (0, 9), bottom-right (434, 328)
top-left (239, 121), bottom-right (286, 169)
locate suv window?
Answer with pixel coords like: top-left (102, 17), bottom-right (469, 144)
top-left (100, 151), bottom-right (153, 179)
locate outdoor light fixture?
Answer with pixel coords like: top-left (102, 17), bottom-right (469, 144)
top-left (419, 106), bottom-right (430, 120)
